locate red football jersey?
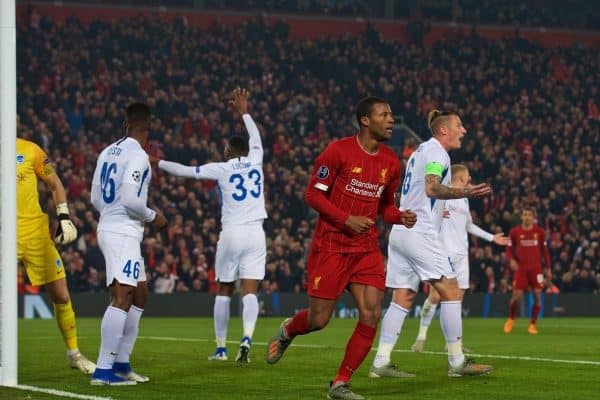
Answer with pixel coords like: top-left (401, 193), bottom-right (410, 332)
top-left (305, 135), bottom-right (402, 253)
top-left (506, 225), bottom-right (551, 270)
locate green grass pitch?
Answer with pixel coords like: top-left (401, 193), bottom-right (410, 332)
top-left (4, 317), bottom-right (600, 399)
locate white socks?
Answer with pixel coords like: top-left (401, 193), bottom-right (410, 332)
top-left (214, 295), bottom-right (231, 348)
top-left (417, 298), bottom-right (438, 341)
top-left (242, 294), bottom-right (259, 339)
top-left (96, 306), bottom-right (127, 369)
top-left (373, 302), bottom-right (409, 368)
top-left (115, 305), bottom-right (143, 364)
top-left (440, 300), bottom-right (465, 368)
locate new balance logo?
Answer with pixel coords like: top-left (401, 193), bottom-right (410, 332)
top-left (351, 166), bottom-right (362, 173)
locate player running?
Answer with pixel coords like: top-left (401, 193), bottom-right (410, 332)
top-left (411, 164), bottom-right (510, 353)
top-left (504, 206), bottom-right (552, 335)
top-left (265, 97), bottom-right (417, 400)
top-left (156, 88), bottom-right (266, 363)
top-left (371, 110), bottom-right (493, 378)
top-left (16, 137), bottom-right (96, 374)
top-left (90, 103), bottom-right (168, 385)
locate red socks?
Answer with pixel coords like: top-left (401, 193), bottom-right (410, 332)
top-left (531, 304), bottom-right (541, 324)
top-left (284, 309), bottom-right (310, 337)
top-left (334, 322), bottom-right (377, 383)
top-left (509, 300), bottom-right (519, 319)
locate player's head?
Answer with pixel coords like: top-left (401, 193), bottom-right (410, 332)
top-left (450, 164), bottom-right (471, 187)
top-left (224, 136), bottom-right (249, 160)
top-left (355, 96), bottom-right (394, 141)
top-left (520, 205), bottom-right (536, 227)
top-left (125, 102), bottom-right (151, 143)
top-left (427, 109), bottom-right (466, 150)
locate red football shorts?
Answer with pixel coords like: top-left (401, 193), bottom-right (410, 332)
top-left (306, 249), bottom-right (385, 300)
top-left (513, 267), bottom-right (544, 291)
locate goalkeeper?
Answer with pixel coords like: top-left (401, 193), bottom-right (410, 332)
top-left (16, 137), bottom-right (95, 374)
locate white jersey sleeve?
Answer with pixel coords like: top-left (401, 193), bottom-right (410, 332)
top-left (242, 114), bottom-right (263, 163)
top-left (441, 198), bottom-right (493, 255)
top-left (466, 208), bottom-right (494, 242)
top-left (121, 154), bottom-right (155, 222)
top-left (92, 137), bottom-right (153, 241)
top-left (91, 151), bottom-right (106, 213)
top-left (159, 157), bottom-right (267, 228)
top-left (396, 138), bottom-right (451, 234)
top-left (159, 160), bottom-right (223, 180)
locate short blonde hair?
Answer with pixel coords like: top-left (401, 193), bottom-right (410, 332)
top-left (451, 164), bottom-right (468, 182)
top-left (427, 109), bottom-right (456, 135)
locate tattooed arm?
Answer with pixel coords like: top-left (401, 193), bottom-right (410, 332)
top-left (425, 174), bottom-right (491, 199)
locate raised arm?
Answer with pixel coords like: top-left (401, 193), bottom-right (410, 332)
top-left (158, 160), bottom-right (222, 180)
top-left (230, 87), bottom-right (263, 162)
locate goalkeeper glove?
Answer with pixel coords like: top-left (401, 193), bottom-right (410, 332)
top-left (55, 203), bottom-right (78, 245)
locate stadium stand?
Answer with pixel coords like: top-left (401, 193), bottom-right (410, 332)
top-left (16, 6), bottom-right (599, 295)
top-left (29, 0), bottom-right (600, 30)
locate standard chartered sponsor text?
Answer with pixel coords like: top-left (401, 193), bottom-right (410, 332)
top-left (345, 178), bottom-right (381, 197)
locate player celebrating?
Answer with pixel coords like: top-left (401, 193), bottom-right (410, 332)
top-left (371, 110), bottom-right (493, 378)
top-left (503, 206), bottom-right (551, 335)
top-left (156, 88), bottom-right (266, 363)
top-left (90, 103), bottom-right (167, 385)
top-left (265, 97), bottom-right (417, 400)
top-left (16, 137), bottom-right (96, 374)
top-left (411, 164), bottom-right (510, 352)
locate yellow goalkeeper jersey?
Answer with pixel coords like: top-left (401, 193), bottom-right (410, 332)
top-left (16, 138), bottom-right (54, 231)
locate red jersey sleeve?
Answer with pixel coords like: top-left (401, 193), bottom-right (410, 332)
top-left (379, 164), bottom-right (404, 225)
top-left (304, 142), bottom-right (349, 230)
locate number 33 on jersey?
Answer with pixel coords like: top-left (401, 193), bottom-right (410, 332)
top-left (157, 114), bottom-right (267, 228)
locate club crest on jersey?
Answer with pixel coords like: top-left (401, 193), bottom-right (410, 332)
top-left (316, 165), bottom-right (329, 179)
top-left (16, 154), bottom-right (25, 164)
top-left (132, 170), bottom-right (141, 182)
top-left (313, 276), bottom-right (321, 290)
top-left (379, 168), bottom-right (388, 183)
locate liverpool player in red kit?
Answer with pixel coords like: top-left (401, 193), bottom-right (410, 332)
top-left (504, 206), bottom-right (552, 335)
top-left (265, 97), bottom-right (417, 400)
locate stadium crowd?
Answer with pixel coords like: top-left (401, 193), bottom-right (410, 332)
top-left (17, 11), bottom-right (599, 296)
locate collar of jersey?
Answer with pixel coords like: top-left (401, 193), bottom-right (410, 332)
top-left (355, 134), bottom-right (379, 156)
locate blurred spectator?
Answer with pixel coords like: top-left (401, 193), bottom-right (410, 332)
top-left (17, 12), bottom-right (599, 296)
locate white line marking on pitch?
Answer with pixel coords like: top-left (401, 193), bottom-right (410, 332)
top-left (138, 335), bottom-right (600, 366)
top-left (15, 385), bottom-right (114, 400)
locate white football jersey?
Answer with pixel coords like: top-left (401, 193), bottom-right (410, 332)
top-left (159, 114), bottom-right (267, 228)
top-left (91, 137), bottom-right (154, 241)
top-left (441, 198), bottom-right (494, 255)
top-left (394, 137), bottom-right (451, 234)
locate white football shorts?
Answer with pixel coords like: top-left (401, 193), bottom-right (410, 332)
top-left (215, 224), bottom-right (266, 282)
top-left (450, 253), bottom-right (469, 290)
top-left (385, 228), bottom-right (457, 292)
top-left (98, 230), bottom-right (146, 287)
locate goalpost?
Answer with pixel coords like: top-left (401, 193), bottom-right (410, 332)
top-left (0, 0), bottom-right (18, 388)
